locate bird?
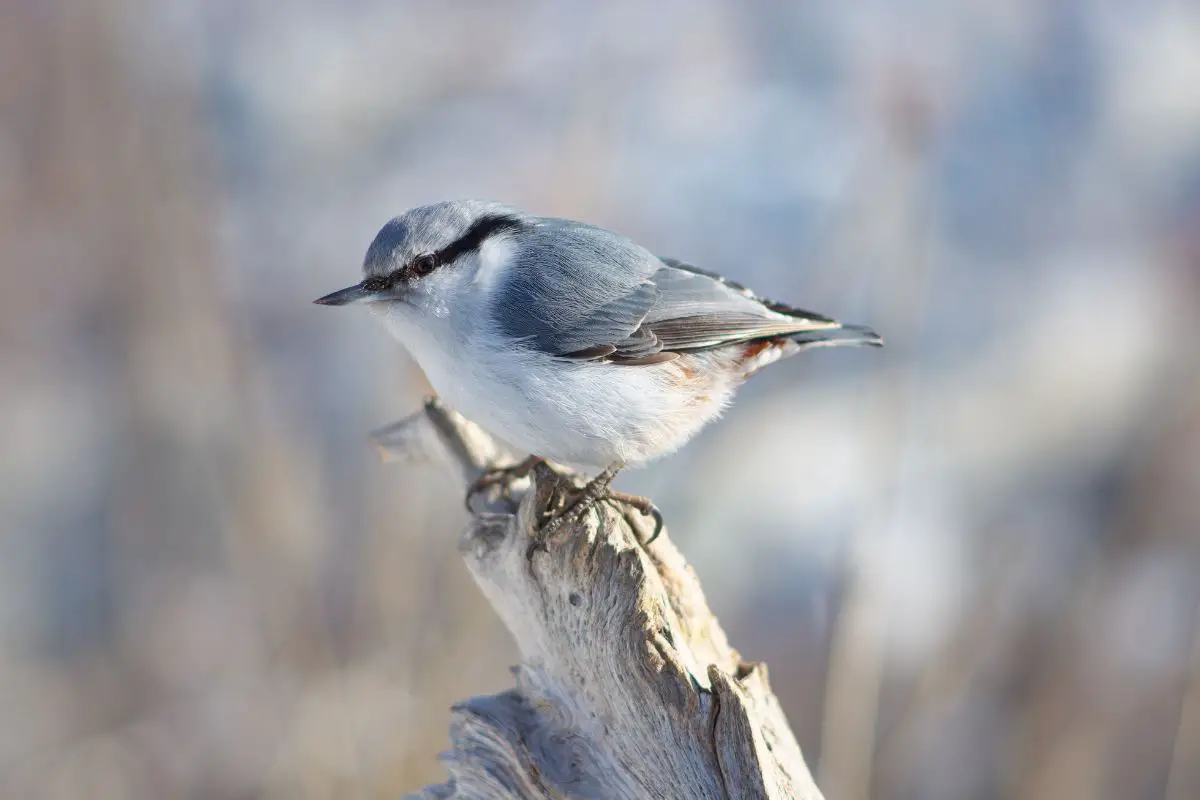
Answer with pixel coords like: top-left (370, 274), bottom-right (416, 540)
top-left (315, 200), bottom-right (881, 540)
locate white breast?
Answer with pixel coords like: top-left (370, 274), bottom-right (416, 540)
top-left (376, 300), bottom-right (738, 471)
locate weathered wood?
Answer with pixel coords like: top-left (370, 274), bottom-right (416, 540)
top-left (384, 400), bottom-right (824, 800)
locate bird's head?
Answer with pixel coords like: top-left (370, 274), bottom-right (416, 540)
top-left (315, 200), bottom-right (526, 322)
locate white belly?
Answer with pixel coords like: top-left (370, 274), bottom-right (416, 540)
top-left (383, 309), bottom-right (735, 470)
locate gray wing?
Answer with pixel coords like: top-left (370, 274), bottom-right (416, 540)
top-left (639, 259), bottom-right (839, 354)
top-left (490, 218), bottom-right (659, 356)
top-left (491, 220), bottom-right (840, 364)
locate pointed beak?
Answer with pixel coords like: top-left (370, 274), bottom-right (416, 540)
top-left (314, 282), bottom-right (376, 307)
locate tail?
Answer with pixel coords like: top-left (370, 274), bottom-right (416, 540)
top-left (788, 322), bottom-right (884, 350)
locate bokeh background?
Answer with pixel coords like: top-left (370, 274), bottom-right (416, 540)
top-left (3, 1), bottom-right (1200, 798)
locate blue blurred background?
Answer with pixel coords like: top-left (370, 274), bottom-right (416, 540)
top-left (3, 1), bottom-right (1199, 798)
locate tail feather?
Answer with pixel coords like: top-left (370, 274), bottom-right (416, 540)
top-left (788, 322), bottom-right (883, 350)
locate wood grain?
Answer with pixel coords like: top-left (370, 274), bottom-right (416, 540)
top-left (382, 400), bottom-right (823, 800)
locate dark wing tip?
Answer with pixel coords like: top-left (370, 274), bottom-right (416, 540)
top-left (839, 323), bottom-right (884, 347)
top-left (788, 323), bottom-right (884, 349)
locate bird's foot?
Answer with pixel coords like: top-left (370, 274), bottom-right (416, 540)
top-left (527, 463), bottom-right (617, 557)
top-left (465, 455), bottom-right (545, 512)
top-left (528, 463), bottom-right (663, 557)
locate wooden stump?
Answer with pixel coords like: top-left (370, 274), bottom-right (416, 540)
top-left (378, 400), bottom-right (824, 800)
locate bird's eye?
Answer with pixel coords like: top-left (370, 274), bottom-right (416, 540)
top-left (411, 254), bottom-right (438, 277)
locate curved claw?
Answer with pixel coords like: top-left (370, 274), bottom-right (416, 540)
top-left (464, 472), bottom-right (504, 512)
top-left (642, 503), bottom-right (665, 545)
top-left (464, 479), bottom-right (486, 512)
top-left (464, 456), bottom-right (544, 513)
top-left (599, 492), bottom-right (664, 546)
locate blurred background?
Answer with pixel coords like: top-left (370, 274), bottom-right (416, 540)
top-left (3, 0), bottom-right (1199, 798)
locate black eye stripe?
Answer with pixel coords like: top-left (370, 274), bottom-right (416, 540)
top-left (368, 214), bottom-right (524, 287)
top-left (434, 214), bottom-right (525, 266)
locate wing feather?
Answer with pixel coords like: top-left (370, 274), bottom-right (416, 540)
top-left (490, 219), bottom-right (658, 354)
top-left (489, 223), bottom-right (845, 364)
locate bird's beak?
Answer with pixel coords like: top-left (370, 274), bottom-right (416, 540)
top-left (313, 282), bottom-right (377, 306)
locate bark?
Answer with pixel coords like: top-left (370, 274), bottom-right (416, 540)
top-left (381, 400), bottom-right (824, 800)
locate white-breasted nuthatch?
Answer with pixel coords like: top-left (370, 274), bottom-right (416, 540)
top-left (316, 200), bottom-right (880, 535)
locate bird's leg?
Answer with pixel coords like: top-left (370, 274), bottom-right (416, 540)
top-left (531, 462), bottom-right (664, 551)
top-left (562, 462), bottom-right (624, 518)
top-left (465, 455), bottom-right (545, 512)
top-left (532, 462), bottom-right (623, 547)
